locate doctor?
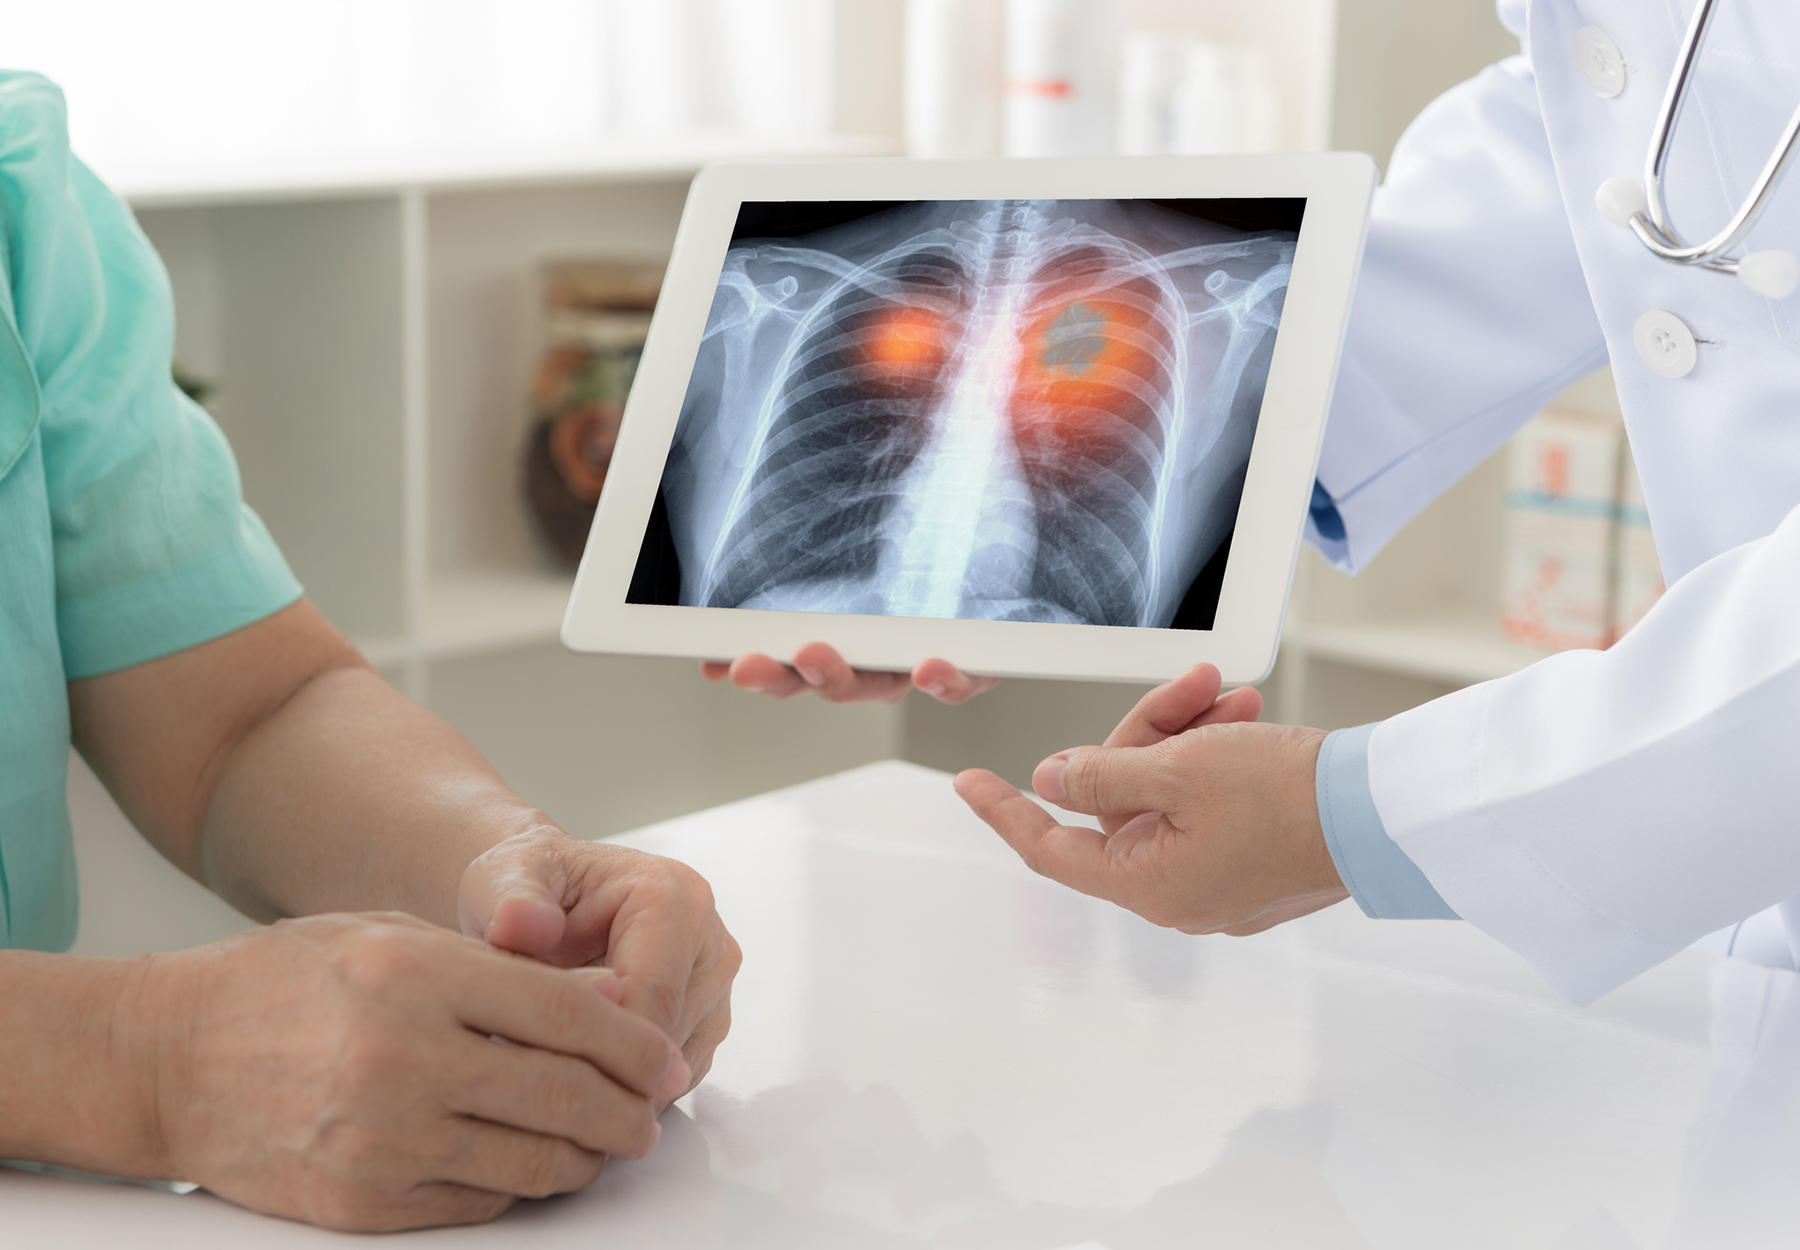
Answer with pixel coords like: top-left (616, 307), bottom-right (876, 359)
top-left (723, 0), bottom-right (1800, 1006)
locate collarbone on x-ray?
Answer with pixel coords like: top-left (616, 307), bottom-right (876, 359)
top-left (658, 198), bottom-right (1294, 629)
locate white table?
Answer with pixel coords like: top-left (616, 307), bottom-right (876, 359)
top-left (10, 761), bottom-right (1800, 1248)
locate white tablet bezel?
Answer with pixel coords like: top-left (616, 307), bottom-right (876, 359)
top-left (562, 154), bottom-right (1374, 685)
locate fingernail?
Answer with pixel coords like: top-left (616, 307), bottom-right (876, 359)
top-left (656, 1055), bottom-right (692, 1101)
top-left (571, 966), bottom-right (625, 1002)
top-left (1035, 756), bottom-right (1068, 803)
top-left (923, 680), bottom-right (947, 697)
top-left (798, 666), bottom-right (826, 687)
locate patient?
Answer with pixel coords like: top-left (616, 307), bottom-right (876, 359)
top-left (0, 71), bottom-right (737, 1231)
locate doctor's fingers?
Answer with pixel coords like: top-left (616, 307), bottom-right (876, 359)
top-left (1032, 743), bottom-right (1189, 820)
top-left (711, 646), bottom-right (914, 703)
top-left (1103, 665), bottom-right (1223, 748)
top-left (953, 769), bottom-right (1122, 902)
top-left (707, 653), bottom-right (810, 699)
top-left (911, 657), bottom-right (1001, 704)
top-left (790, 641), bottom-right (915, 703)
top-left (1104, 669), bottom-right (1263, 750)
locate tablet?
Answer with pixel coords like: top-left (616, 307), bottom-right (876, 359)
top-left (562, 154), bottom-right (1374, 685)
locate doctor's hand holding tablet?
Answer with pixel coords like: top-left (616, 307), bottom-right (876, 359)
top-left (577, 0), bottom-right (1800, 1009)
top-left (573, 155), bottom-right (1374, 941)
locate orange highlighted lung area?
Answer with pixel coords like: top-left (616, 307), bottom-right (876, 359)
top-left (858, 305), bottom-right (953, 375)
top-left (1009, 265), bottom-right (1175, 454)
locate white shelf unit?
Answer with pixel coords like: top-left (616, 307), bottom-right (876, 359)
top-left (128, 135), bottom-right (898, 693)
top-left (125, 135), bottom-right (912, 852)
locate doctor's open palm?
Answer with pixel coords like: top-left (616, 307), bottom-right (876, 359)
top-left (955, 664), bottom-right (1349, 934)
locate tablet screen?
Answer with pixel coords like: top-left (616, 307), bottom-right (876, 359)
top-left (627, 197), bottom-right (1301, 630)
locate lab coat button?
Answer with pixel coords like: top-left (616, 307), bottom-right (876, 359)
top-left (1634, 310), bottom-right (1697, 378)
top-left (1575, 26), bottom-right (1626, 97)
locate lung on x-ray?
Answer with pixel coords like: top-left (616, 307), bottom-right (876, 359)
top-left (627, 197), bottom-right (1300, 629)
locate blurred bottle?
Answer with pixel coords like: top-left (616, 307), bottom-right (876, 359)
top-left (905, 0), bottom-right (1004, 157)
top-left (599, 0), bottom-right (830, 141)
top-left (1168, 43), bottom-right (1279, 155)
top-left (1003, 0), bottom-right (1123, 157)
top-left (1117, 31), bottom-right (1189, 155)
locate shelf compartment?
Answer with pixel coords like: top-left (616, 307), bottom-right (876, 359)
top-left (1287, 611), bottom-right (1559, 687)
top-left (351, 567), bottom-right (574, 668)
top-left (421, 567), bottom-right (575, 661)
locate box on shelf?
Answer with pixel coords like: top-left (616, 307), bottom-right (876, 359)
top-left (1610, 447), bottom-right (1664, 642)
top-left (1499, 409), bottom-right (1624, 651)
top-left (522, 259), bottom-right (663, 568)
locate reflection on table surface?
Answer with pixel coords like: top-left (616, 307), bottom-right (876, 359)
top-left (10, 761), bottom-right (1800, 1248)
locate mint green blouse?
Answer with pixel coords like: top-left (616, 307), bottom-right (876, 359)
top-left (0, 72), bottom-right (302, 951)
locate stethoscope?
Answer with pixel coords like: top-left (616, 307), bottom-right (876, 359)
top-left (1595, 0), bottom-right (1800, 298)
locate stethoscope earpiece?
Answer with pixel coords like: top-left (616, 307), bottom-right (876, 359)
top-left (1596, 175), bottom-right (1648, 228)
top-left (1596, 175), bottom-right (1798, 298)
top-left (1735, 251), bottom-right (1800, 299)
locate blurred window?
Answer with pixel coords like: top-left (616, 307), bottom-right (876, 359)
top-left (7, 0), bottom-right (832, 181)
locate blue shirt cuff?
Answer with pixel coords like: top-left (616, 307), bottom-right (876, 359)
top-left (1316, 723), bottom-right (1459, 920)
top-left (1306, 479), bottom-right (1352, 568)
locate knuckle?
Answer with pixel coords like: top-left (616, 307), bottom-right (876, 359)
top-left (637, 978), bottom-right (686, 1033)
top-left (676, 863), bottom-right (717, 913)
top-left (539, 979), bottom-right (594, 1039)
top-left (623, 1018), bottom-right (676, 1086)
top-left (718, 930), bottom-right (744, 979)
top-left (541, 1059), bottom-right (601, 1118)
top-left (1017, 839), bottom-right (1049, 875)
top-left (515, 1141), bottom-right (576, 1198)
top-left (333, 922), bottom-right (427, 992)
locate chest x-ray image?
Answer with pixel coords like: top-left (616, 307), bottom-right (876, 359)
top-left (628, 197), bottom-right (1299, 629)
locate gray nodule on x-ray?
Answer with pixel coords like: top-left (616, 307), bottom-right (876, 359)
top-left (649, 198), bottom-right (1295, 629)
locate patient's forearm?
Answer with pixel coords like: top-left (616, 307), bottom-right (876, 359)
top-left (198, 666), bottom-right (548, 926)
top-left (68, 600), bottom-right (552, 929)
top-left (0, 952), bottom-right (165, 1178)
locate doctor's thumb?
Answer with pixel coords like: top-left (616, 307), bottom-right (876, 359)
top-left (1034, 745), bottom-right (1173, 817)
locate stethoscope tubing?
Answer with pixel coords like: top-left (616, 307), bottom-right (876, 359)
top-left (1631, 0), bottom-right (1800, 273)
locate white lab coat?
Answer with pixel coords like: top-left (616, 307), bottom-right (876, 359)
top-left (1333, 0), bottom-right (1800, 1004)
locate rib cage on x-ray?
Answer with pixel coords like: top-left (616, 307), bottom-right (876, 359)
top-left (657, 199), bottom-right (1294, 628)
